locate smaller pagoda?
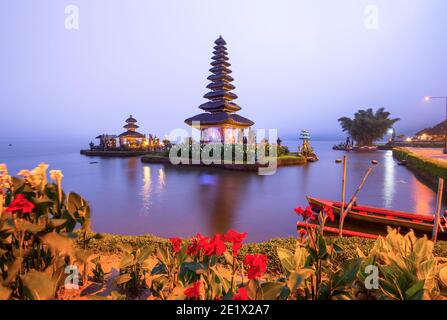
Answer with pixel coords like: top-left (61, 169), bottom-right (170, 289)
top-left (299, 130), bottom-right (318, 161)
top-left (185, 36), bottom-right (254, 144)
top-left (119, 115), bottom-right (145, 149)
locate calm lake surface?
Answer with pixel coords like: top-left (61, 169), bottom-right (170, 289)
top-left (0, 140), bottom-right (441, 241)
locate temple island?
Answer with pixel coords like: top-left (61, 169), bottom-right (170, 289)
top-left (141, 36), bottom-right (315, 170)
top-left (80, 115), bottom-right (171, 157)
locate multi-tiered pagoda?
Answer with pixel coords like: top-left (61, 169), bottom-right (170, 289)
top-left (118, 115), bottom-right (145, 148)
top-left (185, 36), bottom-right (254, 143)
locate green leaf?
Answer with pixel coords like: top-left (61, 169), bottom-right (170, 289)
top-left (332, 259), bottom-right (362, 290)
top-left (119, 254), bottom-right (135, 269)
top-left (3, 257), bottom-right (23, 284)
top-left (21, 271), bottom-right (56, 300)
top-left (167, 284), bottom-right (186, 300)
top-left (136, 247), bottom-right (153, 263)
top-left (260, 282), bottom-right (285, 300)
top-left (156, 247), bottom-right (169, 265)
top-left (439, 266), bottom-right (447, 287)
top-left (115, 274), bottom-right (132, 285)
top-left (14, 220), bottom-right (45, 234)
top-left (317, 234), bottom-right (328, 259)
top-left (223, 251), bottom-right (234, 266)
top-left (183, 262), bottom-right (207, 275)
top-left (287, 269), bottom-right (313, 293)
top-left (110, 290), bottom-right (127, 300)
top-left (246, 279), bottom-right (259, 300)
top-left (40, 232), bottom-right (74, 256)
top-left (405, 280), bottom-right (425, 300)
top-left (11, 177), bottom-right (25, 192)
top-left (49, 219), bottom-right (67, 228)
top-left (277, 247), bottom-right (296, 275)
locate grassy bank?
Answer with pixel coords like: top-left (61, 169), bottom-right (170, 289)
top-left (78, 232), bottom-right (447, 273)
top-left (393, 147), bottom-right (447, 187)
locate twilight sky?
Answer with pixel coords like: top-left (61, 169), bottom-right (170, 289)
top-left (1, 0), bottom-right (447, 142)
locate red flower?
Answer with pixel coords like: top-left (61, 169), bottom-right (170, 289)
top-left (6, 194), bottom-right (34, 214)
top-left (184, 281), bottom-right (201, 299)
top-left (169, 237), bottom-right (182, 253)
top-left (187, 233), bottom-right (209, 256)
top-left (204, 234), bottom-right (226, 256)
top-left (224, 229), bottom-right (247, 257)
top-left (298, 228), bottom-right (307, 239)
top-left (323, 205), bottom-right (335, 222)
top-left (187, 233), bottom-right (226, 257)
top-left (294, 206), bottom-right (315, 221)
top-left (233, 287), bottom-right (249, 300)
top-left (244, 254), bottom-right (268, 280)
top-left (187, 238), bottom-right (199, 256)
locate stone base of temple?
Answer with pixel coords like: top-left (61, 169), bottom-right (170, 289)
top-left (140, 154), bottom-right (308, 171)
top-left (80, 150), bottom-right (149, 157)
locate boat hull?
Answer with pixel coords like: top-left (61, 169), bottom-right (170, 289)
top-left (306, 197), bottom-right (447, 240)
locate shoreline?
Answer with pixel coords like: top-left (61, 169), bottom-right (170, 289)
top-left (392, 147), bottom-right (447, 190)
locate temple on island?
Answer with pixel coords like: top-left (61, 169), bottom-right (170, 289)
top-left (118, 115), bottom-right (146, 148)
top-left (88, 115), bottom-right (167, 152)
top-left (184, 36), bottom-right (254, 144)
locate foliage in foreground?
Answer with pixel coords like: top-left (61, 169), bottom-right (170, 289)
top-left (102, 207), bottom-right (447, 300)
top-left (0, 164), bottom-right (99, 300)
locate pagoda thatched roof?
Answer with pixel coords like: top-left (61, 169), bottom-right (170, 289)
top-left (118, 130), bottom-right (145, 138)
top-left (198, 100), bottom-right (241, 113)
top-left (215, 36), bottom-right (227, 46)
top-left (124, 123), bottom-right (139, 129)
top-left (96, 134), bottom-right (117, 139)
top-left (185, 112), bottom-right (254, 128)
top-left (125, 115), bottom-right (137, 123)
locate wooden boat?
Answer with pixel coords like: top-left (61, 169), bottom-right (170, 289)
top-left (306, 196), bottom-right (447, 240)
top-left (297, 222), bottom-right (379, 239)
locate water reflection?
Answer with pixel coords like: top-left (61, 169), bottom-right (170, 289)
top-left (413, 178), bottom-right (434, 216)
top-left (141, 166), bottom-right (152, 212)
top-left (383, 151), bottom-right (395, 208)
top-left (158, 168), bottom-right (166, 191)
top-left (197, 172), bottom-right (249, 235)
top-left (125, 158), bottom-right (138, 184)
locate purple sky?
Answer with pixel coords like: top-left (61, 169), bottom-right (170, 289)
top-left (1, 0), bottom-right (447, 142)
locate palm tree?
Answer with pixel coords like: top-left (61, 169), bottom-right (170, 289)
top-left (338, 108), bottom-right (400, 146)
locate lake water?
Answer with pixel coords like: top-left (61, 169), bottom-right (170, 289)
top-left (0, 140), bottom-right (441, 241)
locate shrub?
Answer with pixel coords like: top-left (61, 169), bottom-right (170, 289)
top-left (0, 163), bottom-right (92, 300)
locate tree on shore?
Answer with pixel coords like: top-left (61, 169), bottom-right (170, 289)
top-left (338, 108), bottom-right (400, 146)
